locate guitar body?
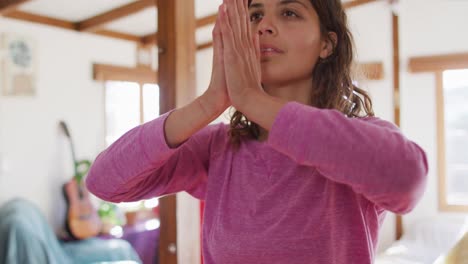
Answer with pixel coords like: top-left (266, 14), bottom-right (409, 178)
top-left (63, 178), bottom-right (102, 240)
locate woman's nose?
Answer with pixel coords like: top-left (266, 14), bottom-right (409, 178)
top-left (257, 18), bottom-right (276, 36)
top-left (259, 28), bottom-right (274, 35)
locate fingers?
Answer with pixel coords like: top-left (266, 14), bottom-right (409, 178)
top-left (224, 0), bottom-right (250, 45)
top-left (224, 0), bottom-right (241, 42)
top-left (253, 33), bottom-right (261, 79)
top-left (213, 10), bottom-right (223, 58)
top-left (253, 32), bottom-right (260, 62)
top-left (241, 0), bottom-right (252, 39)
top-left (220, 0), bottom-right (261, 85)
top-left (235, 0), bottom-right (248, 44)
top-left (219, 3), bottom-right (236, 60)
top-left (231, 0), bottom-right (242, 33)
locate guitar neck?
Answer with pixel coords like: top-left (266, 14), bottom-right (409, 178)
top-left (68, 141), bottom-right (81, 182)
top-left (60, 121), bottom-right (90, 184)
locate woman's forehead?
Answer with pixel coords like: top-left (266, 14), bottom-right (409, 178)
top-left (249, 0), bottom-right (312, 8)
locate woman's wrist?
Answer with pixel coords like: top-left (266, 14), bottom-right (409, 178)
top-left (199, 89), bottom-right (228, 120)
top-left (234, 89), bottom-right (266, 114)
top-left (236, 89), bottom-right (288, 131)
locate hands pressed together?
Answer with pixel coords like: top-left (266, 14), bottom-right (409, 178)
top-left (207, 0), bottom-right (263, 112)
top-left (206, 0), bottom-right (287, 132)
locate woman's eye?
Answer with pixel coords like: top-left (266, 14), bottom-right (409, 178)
top-left (250, 12), bottom-right (263, 22)
top-left (283, 10), bottom-right (298, 18)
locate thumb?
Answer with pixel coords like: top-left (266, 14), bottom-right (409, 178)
top-left (253, 33), bottom-right (260, 61)
top-left (213, 12), bottom-right (224, 63)
top-left (252, 33), bottom-right (261, 78)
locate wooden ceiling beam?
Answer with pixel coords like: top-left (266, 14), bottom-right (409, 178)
top-left (0, 0), bottom-right (30, 15)
top-left (3, 10), bottom-right (141, 43)
top-left (93, 29), bottom-right (141, 42)
top-left (140, 14), bottom-right (217, 46)
top-left (141, 14), bottom-right (219, 46)
top-left (343, 0), bottom-right (378, 9)
top-left (3, 10), bottom-right (77, 30)
top-left (141, 33), bottom-right (157, 46)
top-left (142, 37), bottom-right (211, 50)
top-left (76, 0), bottom-right (156, 32)
top-left (196, 14), bottom-right (217, 28)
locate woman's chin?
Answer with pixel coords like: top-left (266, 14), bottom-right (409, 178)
top-left (260, 70), bottom-right (277, 84)
top-left (261, 75), bottom-right (285, 87)
top-left (260, 65), bottom-right (285, 81)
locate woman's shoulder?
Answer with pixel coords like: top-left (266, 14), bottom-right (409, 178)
top-left (358, 115), bottom-right (400, 131)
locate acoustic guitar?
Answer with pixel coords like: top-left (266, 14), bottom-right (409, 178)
top-left (59, 121), bottom-right (102, 240)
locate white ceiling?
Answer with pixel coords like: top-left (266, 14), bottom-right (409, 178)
top-left (105, 7), bottom-right (158, 36)
top-left (19, 0), bottom-right (137, 22)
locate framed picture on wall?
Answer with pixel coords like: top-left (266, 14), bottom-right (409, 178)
top-left (0, 33), bottom-right (36, 96)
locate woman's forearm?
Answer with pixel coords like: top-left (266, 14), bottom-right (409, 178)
top-left (164, 90), bottom-right (226, 148)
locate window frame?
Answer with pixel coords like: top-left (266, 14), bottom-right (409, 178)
top-left (436, 71), bottom-right (468, 212)
top-left (409, 52), bottom-right (468, 212)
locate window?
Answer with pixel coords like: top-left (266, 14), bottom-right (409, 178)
top-left (103, 81), bottom-right (161, 234)
top-left (105, 81), bottom-right (160, 146)
top-left (438, 69), bottom-right (468, 211)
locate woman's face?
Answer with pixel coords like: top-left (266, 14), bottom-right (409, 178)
top-left (249, 0), bottom-right (327, 86)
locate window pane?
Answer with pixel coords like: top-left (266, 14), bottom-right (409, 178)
top-left (443, 69), bottom-right (468, 205)
top-left (105, 81), bottom-right (140, 146)
top-left (143, 83), bottom-right (160, 122)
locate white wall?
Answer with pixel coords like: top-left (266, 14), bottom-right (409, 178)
top-left (0, 17), bottom-right (137, 231)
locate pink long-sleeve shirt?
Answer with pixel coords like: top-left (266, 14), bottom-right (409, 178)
top-left (86, 102), bottom-right (428, 264)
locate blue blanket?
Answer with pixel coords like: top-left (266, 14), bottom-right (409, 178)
top-left (0, 198), bottom-right (141, 264)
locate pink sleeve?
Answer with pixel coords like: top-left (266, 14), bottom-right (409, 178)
top-left (266, 102), bottom-right (428, 214)
top-left (86, 110), bottom-right (219, 202)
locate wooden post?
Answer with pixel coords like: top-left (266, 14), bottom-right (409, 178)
top-left (156, 0), bottom-right (197, 263)
top-left (157, 0), bottom-right (197, 112)
top-left (392, 10), bottom-right (404, 241)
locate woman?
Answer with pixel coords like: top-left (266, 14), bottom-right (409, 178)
top-left (86, 0), bottom-right (428, 263)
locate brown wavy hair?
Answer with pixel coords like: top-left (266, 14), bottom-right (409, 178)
top-left (228, 0), bottom-right (375, 149)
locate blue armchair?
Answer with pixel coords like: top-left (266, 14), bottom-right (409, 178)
top-left (0, 198), bottom-right (141, 264)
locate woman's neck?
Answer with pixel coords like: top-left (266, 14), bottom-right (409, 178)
top-left (262, 78), bottom-right (314, 106)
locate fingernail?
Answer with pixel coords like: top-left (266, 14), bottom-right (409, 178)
top-left (223, 3), bottom-right (227, 13)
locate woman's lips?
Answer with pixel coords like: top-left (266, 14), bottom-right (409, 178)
top-left (260, 44), bottom-right (284, 56)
